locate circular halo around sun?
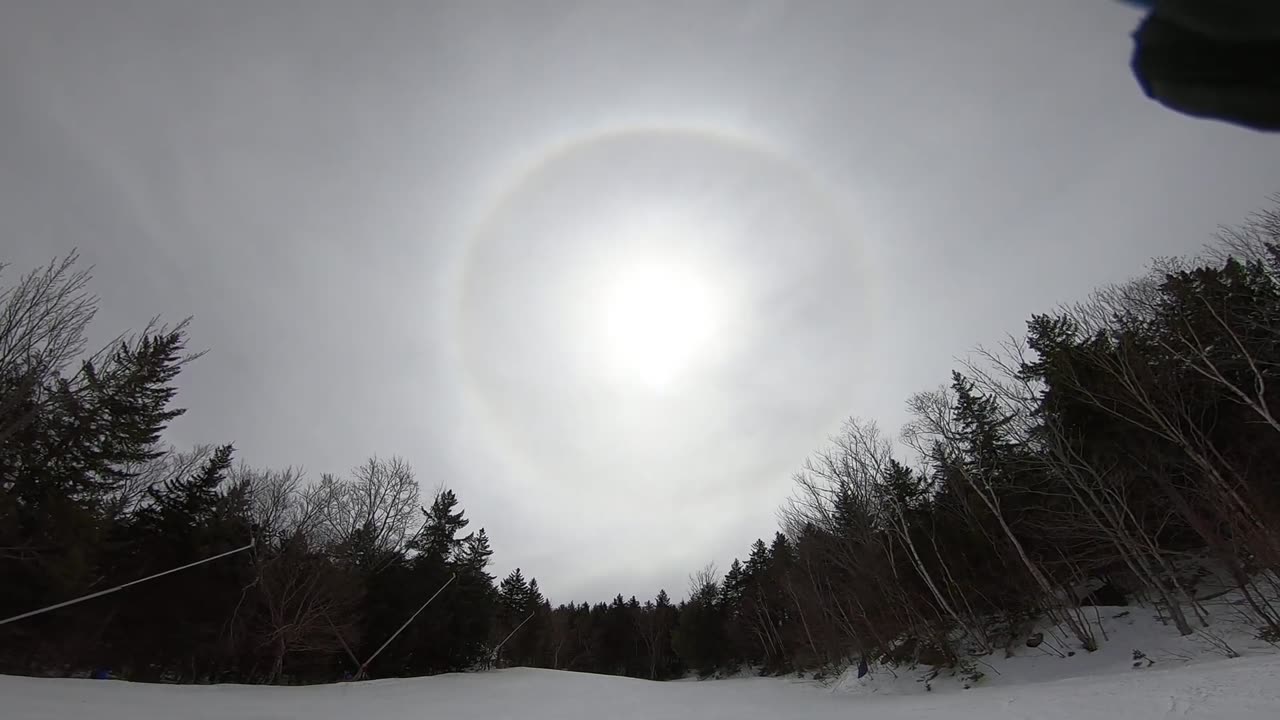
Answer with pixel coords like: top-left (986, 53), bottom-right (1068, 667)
top-left (453, 127), bottom-right (876, 508)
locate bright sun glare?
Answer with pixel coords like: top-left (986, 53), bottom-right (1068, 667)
top-left (597, 262), bottom-right (718, 390)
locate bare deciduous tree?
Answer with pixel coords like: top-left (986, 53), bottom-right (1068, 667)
top-left (309, 456), bottom-right (422, 562)
top-left (0, 253), bottom-right (97, 448)
top-left (230, 465), bottom-right (361, 682)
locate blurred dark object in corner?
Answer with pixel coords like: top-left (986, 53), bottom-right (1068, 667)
top-left (1128, 0), bottom-right (1280, 131)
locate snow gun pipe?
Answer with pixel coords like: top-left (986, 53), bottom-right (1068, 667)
top-left (0, 539), bottom-right (255, 627)
top-left (492, 611), bottom-right (536, 658)
top-left (359, 573), bottom-right (456, 675)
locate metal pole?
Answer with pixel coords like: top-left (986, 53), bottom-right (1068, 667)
top-left (358, 573), bottom-right (456, 677)
top-left (490, 610), bottom-right (536, 666)
top-left (0, 539), bottom-right (255, 627)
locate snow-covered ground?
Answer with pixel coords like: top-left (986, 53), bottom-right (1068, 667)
top-left (7, 594), bottom-right (1280, 719)
top-left (5, 656), bottom-right (1280, 720)
top-left (834, 596), bottom-right (1279, 697)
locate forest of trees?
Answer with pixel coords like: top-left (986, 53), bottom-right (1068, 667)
top-left (4, 200), bottom-right (1280, 684)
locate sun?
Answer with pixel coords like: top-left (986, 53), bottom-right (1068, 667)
top-left (596, 261), bottom-right (719, 390)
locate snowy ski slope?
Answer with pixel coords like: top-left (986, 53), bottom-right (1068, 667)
top-left (6, 654), bottom-right (1280, 720)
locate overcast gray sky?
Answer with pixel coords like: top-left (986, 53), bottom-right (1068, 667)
top-left (2, 0), bottom-right (1279, 603)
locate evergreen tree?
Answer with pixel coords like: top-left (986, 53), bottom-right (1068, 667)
top-left (459, 528), bottom-right (494, 580)
top-left (0, 260), bottom-right (197, 673)
top-left (418, 489), bottom-right (469, 563)
top-left (499, 568), bottom-right (530, 613)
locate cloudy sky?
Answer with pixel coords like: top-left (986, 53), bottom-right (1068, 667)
top-left (2, 0), bottom-right (1278, 602)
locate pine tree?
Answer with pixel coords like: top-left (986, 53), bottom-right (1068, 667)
top-left (107, 443), bottom-right (251, 678)
top-left (527, 578), bottom-right (544, 608)
top-left (719, 559), bottom-right (746, 609)
top-left (0, 284), bottom-right (198, 672)
top-left (419, 488), bottom-right (469, 563)
top-left (499, 568), bottom-right (530, 613)
top-left (137, 444), bottom-right (235, 527)
top-left (458, 528), bottom-right (494, 579)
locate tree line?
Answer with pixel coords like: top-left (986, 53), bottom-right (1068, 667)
top-left (3, 199), bottom-right (1280, 683)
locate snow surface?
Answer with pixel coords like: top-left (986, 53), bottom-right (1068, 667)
top-left (5, 657), bottom-right (1280, 720)
top-left (7, 595), bottom-right (1280, 719)
top-left (834, 600), bottom-right (1279, 697)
